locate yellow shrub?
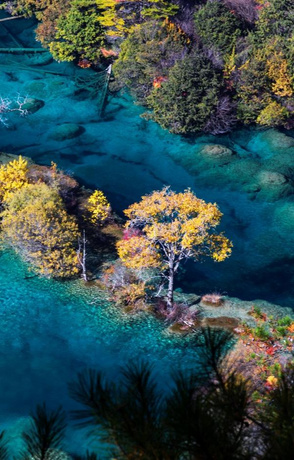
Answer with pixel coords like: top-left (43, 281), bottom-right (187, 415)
top-left (114, 282), bottom-right (146, 306)
top-left (257, 100), bottom-right (289, 126)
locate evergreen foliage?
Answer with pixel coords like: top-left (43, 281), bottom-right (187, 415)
top-left (0, 432), bottom-right (8, 460)
top-left (68, 328), bottom-right (251, 459)
top-left (146, 53), bottom-right (222, 133)
top-left (0, 328), bottom-right (291, 457)
top-left (21, 404), bottom-right (67, 460)
top-left (113, 19), bottom-right (190, 101)
top-left (194, 0), bottom-right (244, 55)
top-left (49, 1), bottom-right (106, 62)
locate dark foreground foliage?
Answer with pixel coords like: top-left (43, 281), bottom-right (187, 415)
top-left (0, 328), bottom-right (293, 458)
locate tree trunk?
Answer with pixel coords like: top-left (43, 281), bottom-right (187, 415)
top-left (81, 230), bottom-right (87, 282)
top-left (77, 230), bottom-right (88, 282)
top-left (167, 265), bottom-right (174, 310)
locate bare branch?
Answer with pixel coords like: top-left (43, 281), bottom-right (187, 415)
top-left (0, 94), bottom-right (29, 127)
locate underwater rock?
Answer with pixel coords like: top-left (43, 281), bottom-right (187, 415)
top-left (50, 123), bottom-right (84, 141)
top-left (225, 158), bottom-right (260, 186)
top-left (249, 230), bottom-right (290, 268)
top-left (263, 130), bottom-right (294, 150)
top-left (0, 152), bottom-right (32, 165)
top-left (169, 292), bottom-right (294, 334)
top-left (47, 79), bottom-right (76, 97)
top-left (248, 129), bottom-right (294, 155)
top-left (258, 170), bottom-right (288, 185)
top-left (200, 293), bottom-right (224, 307)
top-left (24, 81), bottom-right (46, 98)
top-left (22, 98), bottom-right (44, 114)
top-left (28, 52), bottom-right (53, 66)
top-left (170, 143), bottom-right (236, 183)
top-left (199, 144), bottom-right (234, 158)
top-left (201, 316), bottom-right (239, 331)
top-left (273, 202), bottom-right (294, 233)
top-left (6, 416), bottom-right (32, 450)
top-left (253, 171), bottom-right (293, 201)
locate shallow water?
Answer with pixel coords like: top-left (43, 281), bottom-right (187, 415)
top-left (0, 252), bottom-right (197, 455)
top-left (0, 14), bottom-right (294, 456)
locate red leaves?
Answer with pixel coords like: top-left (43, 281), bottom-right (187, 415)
top-left (123, 228), bottom-right (142, 240)
top-left (153, 76), bottom-right (167, 88)
top-left (266, 346), bottom-right (275, 356)
top-left (78, 59), bottom-right (91, 68)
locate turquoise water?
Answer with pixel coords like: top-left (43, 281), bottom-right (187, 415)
top-left (2, 74), bottom-right (294, 305)
top-left (0, 15), bottom-right (294, 455)
top-left (0, 252), bottom-right (197, 455)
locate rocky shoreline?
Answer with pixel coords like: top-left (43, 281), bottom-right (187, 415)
top-left (167, 290), bottom-right (294, 332)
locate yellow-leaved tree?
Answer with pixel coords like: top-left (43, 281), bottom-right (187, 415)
top-left (0, 155), bottom-right (29, 203)
top-left (1, 182), bottom-right (79, 278)
top-left (117, 187), bottom-right (232, 309)
top-left (266, 51), bottom-right (293, 98)
top-left (87, 190), bottom-right (111, 225)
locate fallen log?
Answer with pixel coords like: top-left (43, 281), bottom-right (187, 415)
top-left (0, 16), bottom-right (24, 22)
top-left (0, 48), bottom-right (48, 53)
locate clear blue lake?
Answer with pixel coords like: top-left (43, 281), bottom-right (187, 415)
top-left (0, 14), bottom-right (293, 456)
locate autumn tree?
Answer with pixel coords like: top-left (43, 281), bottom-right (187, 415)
top-left (0, 155), bottom-right (29, 203)
top-left (129, 0), bottom-right (178, 21)
top-left (87, 190), bottom-right (111, 225)
top-left (117, 188), bottom-right (232, 309)
top-left (266, 51), bottom-right (293, 98)
top-left (236, 43), bottom-right (293, 126)
top-left (1, 182), bottom-right (79, 278)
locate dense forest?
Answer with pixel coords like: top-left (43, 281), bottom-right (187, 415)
top-left (1, 0), bottom-right (293, 134)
